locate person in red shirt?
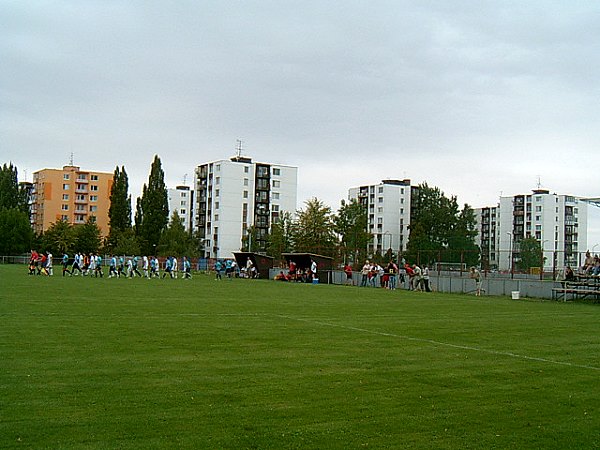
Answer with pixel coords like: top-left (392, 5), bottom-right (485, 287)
top-left (404, 263), bottom-right (415, 290)
top-left (343, 263), bottom-right (353, 285)
top-left (288, 261), bottom-right (297, 281)
top-left (29, 250), bottom-right (39, 275)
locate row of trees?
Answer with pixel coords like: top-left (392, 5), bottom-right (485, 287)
top-left (0, 157), bottom-right (201, 258)
top-left (2, 158), bottom-right (506, 268)
top-left (261, 198), bottom-right (373, 263)
top-left (0, 163), bottom-right (33, 255)
top-left (260, 184), bottom-right (483, 267)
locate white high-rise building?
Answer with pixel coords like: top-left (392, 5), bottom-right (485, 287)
top-left (194, 156), bottom-right (297, 259)
top-left (476, 189), bottom-right (588, 271)
top-left (348, 179), bottom-right (413, 256)
top-left (167, 185), bottom-right (194, 232)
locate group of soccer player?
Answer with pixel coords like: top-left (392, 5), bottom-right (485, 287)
top-left (55, 253), bottom-right (192, 279)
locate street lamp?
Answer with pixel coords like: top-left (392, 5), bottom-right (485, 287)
top-left (541, 239), bottom-right (549, 280)
top-left (506, 232), bottom-right (513, 275)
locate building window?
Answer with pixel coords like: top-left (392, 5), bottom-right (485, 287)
top-left (63, 184), bottom-right (70, 190)
top-left (90, 195), bottom-right (97, 202)
top-left (214, 214), bottom-right (219, 221)
top-left (273, 168), bottom-right (281, 176)
top-left (273, 180), bottom-right (280, 188)
top-left (272, 205), bottom-right (279, 212)
top-left (272, 192), bottom-right (280, 200)
top-left (61, 204), bottom-right (69, 211)
top-left (216, 164), bottom-right (220, 171)
top-left (244, 178), bottom-right (249, 186)
top-left (63, 174), bottom-right (70, 180)
top-left (62, 194), bottom-right (69, 200)
top-left (215, 202), bottom-right (219, 209)
top-left (90, 185), bottom-right (98, 191)
top-left (181, 209), bottom-right (187, 216)
top-left (90, 206), bottom-right (97, 212)
top-left (378, 207), bottom-right (383, 213)
top-left (215, 189), bottom-right (219, 197)
top-left (243, 191), bottom-right (248, 198)
top-left (535, 206), bottom-right (542, 212)
top-left (378, 197), bottom-right (383, 203)
top-left (61, 215), bottom-right (68, 221)
top-left (378, 187), bottom-right (383, 193)
top-left (91, 175), bottom-right (98, 181)
top-left (181, 200), bottom-right (186, 206)
top-left (215, 177), bottom-right (220, 185)
top-left (244, 166), bottom-right (249, 173)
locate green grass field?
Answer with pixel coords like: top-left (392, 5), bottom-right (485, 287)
top-left (1, 264), bottom-right (599, 449)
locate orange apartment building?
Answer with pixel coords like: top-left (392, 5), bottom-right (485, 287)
top-left (32, 165), bottom-right (113, 237)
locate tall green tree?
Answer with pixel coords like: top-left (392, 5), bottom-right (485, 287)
top-left (447, 205), bottom-right (480, 267)
top-left (0, 163), bottom-right (33, 255)
top-left (0, 208), bottom-right (33, 255)
top-left (517, 237), bottom-right (544, 272)
top-left (41, 220), bottom-right (75, 255)
top-left (74, 218), bottom-right (102, 254)
top-left (158, 211), bottom-right (200, 257)
top-left (266, 211), bottom-right (295, 261)
top-left (0, 163), bottom-right (28, 213)
top-left (333, 199), bottom-right (372, 264)
top-left (107, 165), bottom-right (134, 252)
top-left (294, 198), bottom-right (337, 257)
top-left (111, 229), bottom-right (141, 256)
top-left (135, 156), bottom-right (169, 255)
top-left (407, 183), bottom-right (479, 266)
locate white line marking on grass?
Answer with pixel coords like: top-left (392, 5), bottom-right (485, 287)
top-left (274, 314), bottom-right (600, 372)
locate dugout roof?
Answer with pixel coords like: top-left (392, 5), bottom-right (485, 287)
top-left (281, 253), bottom-right (334, 271)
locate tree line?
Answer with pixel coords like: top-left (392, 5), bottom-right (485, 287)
top-left (1, 158), bottom-right (515, 269)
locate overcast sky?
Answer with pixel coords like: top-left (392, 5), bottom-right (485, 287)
top-left (2, 1), bottom-right (600, 247)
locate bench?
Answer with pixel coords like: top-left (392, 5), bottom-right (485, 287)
top-left (552, 281), bottom-right (600, 301)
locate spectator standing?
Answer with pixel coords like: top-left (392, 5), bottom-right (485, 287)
top-left (470, 267), bottom-right (482, 296)
top-left (412, 264), bottom-right (423, 291)
top-left (360, 261), bottom-right (370, 287)
top-left (343, 263), bottom-right (353, 286)
top-left (422, 265), bottom-right (431, 292)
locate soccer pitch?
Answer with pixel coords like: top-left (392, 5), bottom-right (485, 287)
top-left (1, 265), bottom-right (599, 449)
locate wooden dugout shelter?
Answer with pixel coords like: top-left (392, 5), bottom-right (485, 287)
top-left (281, 253), bottom-right (334, 283)
top-left (233, 252), bottom-right (274, 279)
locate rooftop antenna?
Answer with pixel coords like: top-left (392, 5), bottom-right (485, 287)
top-left (236, 139), bottom-right (243, 158)
top-left (536, 175), bottom-right (542, 189)
top-left (182, 173), bottom-right (188, 185)
top-left (69, 152), bottom-right (74, 166)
